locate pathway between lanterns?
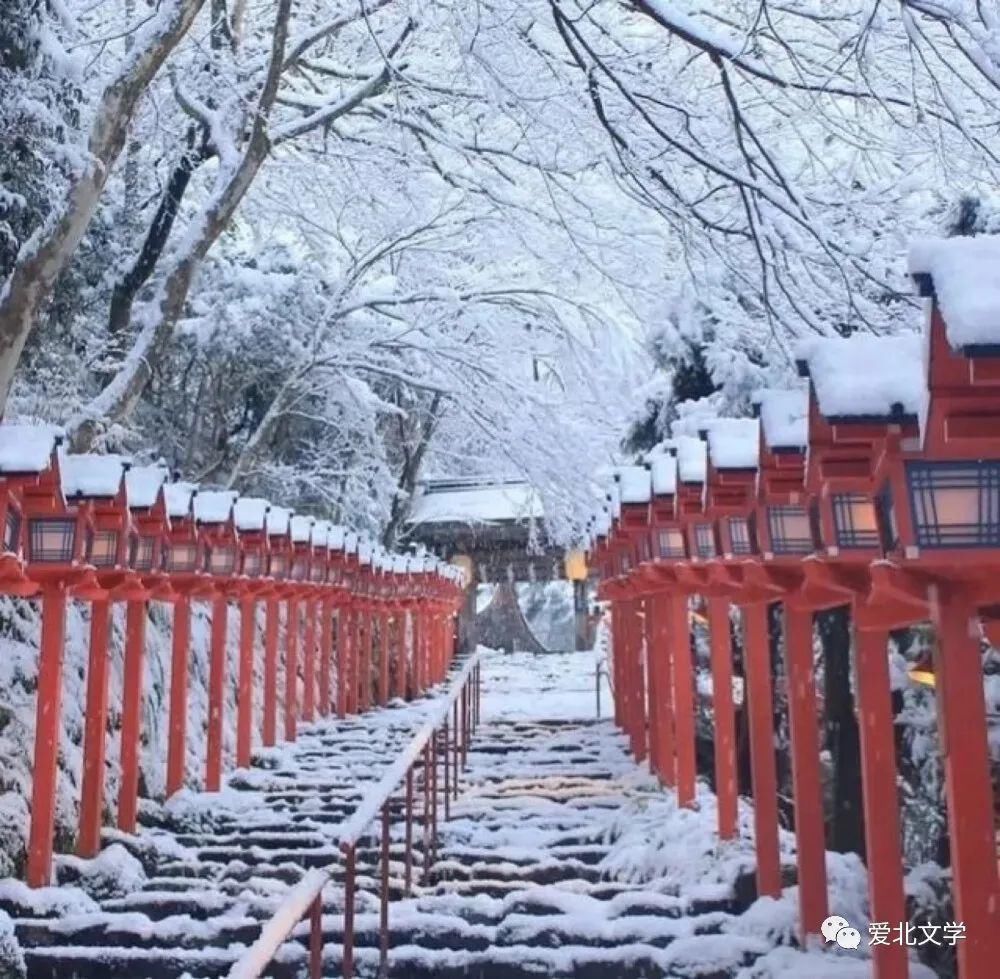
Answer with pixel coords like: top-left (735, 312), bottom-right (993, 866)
top-left (2, 651), bottom-right (933, 979)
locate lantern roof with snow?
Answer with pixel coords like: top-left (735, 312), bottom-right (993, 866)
top-left (266, 505), bottom-right (292, 537)
top-left (646, 445), bottom-right (677, 498)
top-left (327, 525), bottom-right (346, 550)
top-left (193, 490), bottom-right (237, 526)
top-left (60, 454), bottom-right (129, 500)
top-left (909, 234), bottom-right (1000, 351)
top-left (673, 436), bottom-right (707, 485)
top-left (125, 464), bottom-right (170, 510)
top-left (164, 482), bottom-right (198, 520)
top-left (706, 418), bottom-right (759, 471)
top-left (290, 514), bottom-right (314, 544)
top-left (0, 424), bottom-right (62, 475)
top-left (615, 465), bottom-right (652, 505)
top-left (754, 389), bottom-right (809, 452)
top-left (796, 333), bottom-right (926, 423)
top-left (233, 497), bottom-right (269, 532)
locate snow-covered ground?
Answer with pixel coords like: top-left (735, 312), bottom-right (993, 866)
top-left (0, 648), bottom-right (939, 978)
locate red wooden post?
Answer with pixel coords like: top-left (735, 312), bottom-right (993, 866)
top-left (302, 596), bottom-right (317, 722)
top-left (166, 595), bottom-right (191, 797)
top-left (392, 611), bottom-right (407, 700)
top-left (27, 584), bottom-right (67, 887)
top-left (707, 596), bottom-right (737, 840)
top-left (318, 599), bottom-right (333, 717)
top-left (236, 596), bottom-right (256, 768)
top-left (411, 607), bottom-right (423, 697)
top-left (630, 598), bottom-right (648, 762)
top-left (336, 607), bottom-right (348, 716)
top-left (783, 603), bottom-right (828, 940)
top-left (932, 585), bottom-right (1000, 979)
top-left (377, 610), bottom-right (390, 705)
top-left (669, 591), bottom-right (696, 808)
top-left (346, 605), bottom-right (359, 713)
top-left (653, 594), bottom-right (675, 786)
top-left (78, 599), bottom-right (111, 857)
top-left (118, 599), bottom-right (148, 830)
top-left (643, 596), bottom-right (662, 777)
top-left (741, 601), bottom-right (781, 898)
top-left (853, 625), bottom-right (908, 979)
top-left (262, 597), bottom-right (279, 746)
top-left (206, 595), bottom-right (228, 792)
top-left (284, 595), bottom-right (299, 740)
top-left (359, 608), bottom-right (372, 711)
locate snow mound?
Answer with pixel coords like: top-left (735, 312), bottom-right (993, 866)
top-left (54, 844), bottom-right (147, 900)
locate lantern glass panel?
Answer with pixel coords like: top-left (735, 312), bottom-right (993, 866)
top-left (131, 535), bottom-right (156, 571)
top-left (693, 523), bottom-right (716, 559)
top-left (832, 493), bottom-right (881, 549)
top-left (291, 556), bottom-right (309, 581)
top-left (28, 518), bottom-right (77, 563)
top-left (767, 505), bottom-right (817, 555)
top-left (727, 517), bottom-right (755, 555)
top-left (656, 527), bottom-right (686, 559)
top-left (4, 505), bottom-right (21, 553)
top-left (207, 546), bottom-right (236, 575)
top-left (165, 542), bottom-right (198, 572)
top-left (310, 561), bottom-right (325, 582)
top-left (243, 551), bottom-right (263, 577)
top-left (269, 553), bottom-right (287, 579)
top-left (88, 529), bottom-right (119, 567)
top-left (906, 461), bottom-right (1000, 548)
top-left (636, 533), bottom-right (651, 563)
top-left (619, 551), bottom-right (632, 575)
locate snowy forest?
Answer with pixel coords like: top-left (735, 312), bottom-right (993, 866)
top-left (4, 1), bottom-right (997, 544)
top-left (2, 4), bottom-right (1000, 977)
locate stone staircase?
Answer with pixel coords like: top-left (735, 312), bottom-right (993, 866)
top-left (3, 655), bottom-right (783, 979)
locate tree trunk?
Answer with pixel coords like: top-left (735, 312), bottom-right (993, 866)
top-left (0, 0), bottom-right (207, 414)
top-left (101, 131), bottom-right (209, 381)
top-left (818, 605), bottom-right (866, 857)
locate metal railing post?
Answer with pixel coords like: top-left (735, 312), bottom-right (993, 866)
top-left (405, 767), bottom-right (414, 894)
top-left (380, 802), bottom-right (390, 977)
top-left (343, 846), bottom-right (357, 979)
top-left (443, 720), bottom-right (451, 820)
top-left (309, 895), bottom-right (323, 979)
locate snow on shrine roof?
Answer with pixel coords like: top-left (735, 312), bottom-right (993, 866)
top-left (615, 465), bottom-right (652, 504)
top-left (125, 464), bottom-right (169, 509)
top-left (797, 333), bottom-right (926, 419)
top-left (60, 454), bottom-right (128, 499)
top-left (648, 450), bottom-right (677, 496)
top-left (593, 508), bottom-right (612, 538)
top-left (909, 235), bottom-right (1000, 347)
top-left (344, 530), bottom-right (359, 553)
top-left (358, 538), bottom-right (373, 564)
top-left (392, 555), bottom-right (409, 573)
top-left (193, 490), bottom-right (237, 525)
top-left (673, 436), bottom-right (707, 484)
top-left (756, 388), bottom-right (808, 450)
top-left (290, 515), bottom-right (314, 543)
top-left (408, 480), bottom-right (543, 526)
top-left (0, 423), bottom-right (61, 474)
top-left (327, 525), bottom-right (346, 550)
top-left (233, 497), bottom-right (269, 532)
top-left (266, 505), bottom-right (292, 536)
top-left (706, 418), bottom-right (759, 470)
top-left (164, 482), bottom-right (198, 519)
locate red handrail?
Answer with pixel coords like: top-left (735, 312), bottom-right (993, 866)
top-left (227, 650), bottom-right (485, 979)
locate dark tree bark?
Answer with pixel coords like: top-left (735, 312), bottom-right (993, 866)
top-left (99, 129), bottom-right (210, 388)
top-left (818, 605), bottom-right (866, 857)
